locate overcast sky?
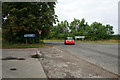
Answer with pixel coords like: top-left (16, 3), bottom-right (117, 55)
top-left (55, 0), bottom-right (119, 34)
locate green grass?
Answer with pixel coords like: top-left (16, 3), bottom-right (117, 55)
top-left (76, 40), bottom-right (120, 43)
top-left (2, 43), bottom-right (51, 49)
top-left (44, 39), bottom-right (64, 42)
top-left (2, 39), bottom-right (120, 49)
top-left (44, 39), bottom-right (120, 43)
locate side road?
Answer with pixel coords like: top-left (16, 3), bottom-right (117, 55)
top-left (2, 49), bottom-right (46, 78)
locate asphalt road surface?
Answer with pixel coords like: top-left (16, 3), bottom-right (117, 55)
top-left (45, 42), bottom-right (119, 75)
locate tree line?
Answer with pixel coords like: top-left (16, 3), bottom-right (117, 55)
top-left (2, 2), bottom-right (119, 44)
top-left (47, 18), bottom-right (117, 40)
top-left (2, 2), bottom-right (58, 43)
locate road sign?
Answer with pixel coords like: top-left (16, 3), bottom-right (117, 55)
top-left (75, 36), bottom-right (85, 39)
top-left (24, 34), bottom-right (35, 38)
top-left (75, 36), bottom-right (85, 40)
top-left (37, 29), bottom-right (42, 35)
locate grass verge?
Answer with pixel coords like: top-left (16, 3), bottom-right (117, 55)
top-left (2, 43), bottom-right (51, 49)
top-left (2, 39), bottom-right (120, 49)
top-left (44, 40), bottom-right (64, 42)
top-left (75, 40), bottom-right (120, 43)
top-left (44, 39), bottom-right (120, 43)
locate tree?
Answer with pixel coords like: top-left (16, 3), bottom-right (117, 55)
top-left (86, 22), bottom-right (114, 40)
top-left (48, 20), bottom-right (69, 39)
top-left (47, 19), bottom-right (114, 40)
top-left (2, 2), bottom-right (58, 43)
top-left (69, 18), bottom-right (87, 37)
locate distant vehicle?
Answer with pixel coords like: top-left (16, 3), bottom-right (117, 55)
top-left (64, 37), bottom-right (75, 45)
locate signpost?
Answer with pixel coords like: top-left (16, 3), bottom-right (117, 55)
top-left (24, 34), bottom-right (35, 38)
top-left (75, 36), bottom-right (85, 40)
top-left (37, 30), bottom-right (42, 35)
top-left (37, 29), bottom-right (42, 42)
top-left (24, 34), bottom-right (35, 44)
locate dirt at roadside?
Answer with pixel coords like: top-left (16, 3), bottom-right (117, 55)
top-left (38, 47), bottom-right (119, 78)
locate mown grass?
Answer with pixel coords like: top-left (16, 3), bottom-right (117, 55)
top-left (76, 40), bottom-right (120, 43)
top-left (44, 39), bottom-right (120, 43)
top-left (44, 39), bottom-right (64, 42)
top-left (2, 43), bottom-right (51, 49)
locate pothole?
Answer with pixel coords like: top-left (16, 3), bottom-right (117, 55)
top-left (17, 58), bottom-right (26, 60)
top-left (10, 67), bottom-right (17, 71)
top-left (1, 56), bottom-right (26, 60)
top-left (31, 54), bottom-right (41, 58)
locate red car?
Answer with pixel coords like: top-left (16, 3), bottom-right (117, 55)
top-left (64, 37), bottom-right (75, 45)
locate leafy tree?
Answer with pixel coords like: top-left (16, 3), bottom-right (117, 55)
top-left (48, 20), bottom-right (69, 39)
top-left (2, 2), bottom-right (58, 43)
top-left (69, 18), bottom-right (87, 37)
top-left (86, 22), bottom-right (114, 40)
top-left (47, 19), bottom-right (114, 40)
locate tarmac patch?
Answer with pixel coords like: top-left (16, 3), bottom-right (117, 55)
top-left (10, 68), bottom-right (17, 71)
top-left (1, 56), bottom-right (26, 60)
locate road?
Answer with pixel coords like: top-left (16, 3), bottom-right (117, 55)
top-left (45, 42), bottom-right (119, 75)
top-left (2, 42), bottom-right (119, 78)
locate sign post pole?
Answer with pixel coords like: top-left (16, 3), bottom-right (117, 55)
top-left (37, 29), bottom-right (42, 43)
top-left (26, 38), bottom-right (27, 44)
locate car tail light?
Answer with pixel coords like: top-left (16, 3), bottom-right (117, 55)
top-left (66, 40), bottom-right (69, 43)
top-left (71, 40), bottom-right (74, 42)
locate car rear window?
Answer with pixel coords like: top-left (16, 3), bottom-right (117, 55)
top-left (67, 37), bottom-right (74, 40)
